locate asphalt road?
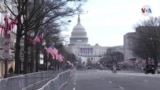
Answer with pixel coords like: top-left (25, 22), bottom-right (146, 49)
top-left (62, 70), bottom-right (160, 90)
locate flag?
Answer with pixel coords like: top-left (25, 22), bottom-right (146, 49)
top-left (32, 33), bottom-right (43, 44)
top-left (0, 28), bottom-right (4, 36)
top-left (9, 19), bottom-right (17, 30)
top-left (44, 47), bottom-right (49, 57)
top-left (28, 38), bottom-right (33, 43)
top-left (32, 33), bottom-right (41, 45)
top-left (57, 54), bottom-right (63, 62)
top-left (44, 45), bottom-right (59, 59)
top-left (50, 45), bottom-right (59, 60)
top-left (33, 36), bottom-right (40, 44)
top-left (0, 20), bottom-right (5, 36)
top-left (67, 61), bottom-right (74, 67)
top-left (54, 48), bottom-right (59, 60)
top-left (39, 34), bottom-right (43, 42)
top-left (67, 60), bottom-right (72, 66)
top-left (4, 16), bottom-right (9, 31)
top-left (47, 47), bottom-right (56, 59)
top-left (71, 63), bottom-right (74, 67)
top-left (0, 15), bottom-right (17, 36)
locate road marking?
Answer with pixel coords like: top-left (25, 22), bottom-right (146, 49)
top-left (108, 81), bottom-right (112, 84)
top-left (73, 87), bottom-right (76, 90)
top-left (119, 86), bottom-right (124, 90)
top-left (143, 80), bottom-right (149, 83)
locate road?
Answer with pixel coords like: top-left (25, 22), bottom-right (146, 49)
top-left (62, 70), bottom-right (160, 90)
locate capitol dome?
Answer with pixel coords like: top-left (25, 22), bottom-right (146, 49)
top-left (70, 15), bottom-right (88, 45)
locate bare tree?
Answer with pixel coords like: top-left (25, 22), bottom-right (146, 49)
top-left (4, 0), bottom-right (87, 74)
top-left (130, 17), bottom-right (160, 67)
top-left (99, 48), bottom-right (124, 68)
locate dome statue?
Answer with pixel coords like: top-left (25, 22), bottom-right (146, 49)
top-left (70, 14), bottom-right (88, 45)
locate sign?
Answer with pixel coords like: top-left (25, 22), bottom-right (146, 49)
top-left (141, 5), bottom-right (152, 16)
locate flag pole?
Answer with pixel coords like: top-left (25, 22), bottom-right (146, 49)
top-left (3, 7), bottom-right (9, 78)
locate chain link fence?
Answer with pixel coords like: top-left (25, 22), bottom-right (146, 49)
top-left (0, 70), bottom-right (60, 90)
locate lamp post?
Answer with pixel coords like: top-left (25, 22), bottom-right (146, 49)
top-left (0, 4), bottom-right (10, 78)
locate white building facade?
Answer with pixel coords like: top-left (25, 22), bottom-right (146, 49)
top-left (108, 46), bottom-right (124, 54)
top-left (124, 32), bottom-right (136, 61)
top-left (65, 15), bottom-right (108, 65)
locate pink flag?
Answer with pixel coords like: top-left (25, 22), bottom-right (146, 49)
top-left (53, 48), bottom-right (59, 60)
top-left (44, 47), bottom-right (49, 57)
top-left (9, 19), bottom-right (17, 30)
top-left (4, 16), bottom-right (9, 26)
top-left (39, 34), bottom-right (43, 42)
top-left (45, 45), bottom-right (59, 60)
top-left (32, 34), bottom-right (43, 44)
top-left (47, 47), bottom-right (55, 59)
top-left (49, 45), bottom-right (58, 60)
top-left (33, 36), bottom-right (40, 45)
top-left (67, 61), bottom-right (72, 66)
top-left (0, 28), bottom-right (4, 36)
top-left (67, 61), bottom-right (74, 67)
top-left (57, 54), bottom-right (63, 62)
top-left (71, 63), bottom-right (74, 67)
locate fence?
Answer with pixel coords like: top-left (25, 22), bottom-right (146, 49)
top-left (38, 70), bottom-right (75, 90)
top-left (0, 71), bottom-right (60, 90)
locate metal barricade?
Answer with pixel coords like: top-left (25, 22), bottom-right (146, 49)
top-left (0, 71), bottom-right (59, 90)
top-left (38, 70), bottom-right (75, 90)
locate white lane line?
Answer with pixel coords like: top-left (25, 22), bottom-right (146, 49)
top-left (108, 81), bottom-right (112, 84)
top-left (143, 80), bottom-right (149, 83)
top-left (119, 86), bottom-right (124, 90)
top-left (73, 87), bottom-right (76, 90)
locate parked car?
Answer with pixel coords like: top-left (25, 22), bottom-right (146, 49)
top-left (157, 65), bottom-right (160, 74)
top-left (87, 66), bottom-right (92, 69)
top-left (144, 65), bottom-right (156, 74)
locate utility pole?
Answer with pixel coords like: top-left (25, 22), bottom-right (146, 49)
top-left (0, 4), bottom-right (9, 78)
top-left (0, 3), bottom-right (17, 78)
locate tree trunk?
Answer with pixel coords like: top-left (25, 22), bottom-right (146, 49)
top-left (30, 44), bottom-right (34, 72)
top-left (24, 34), bottom-right (29, 74)
top-left (14, 25), bottom-right (22, 74)
top-left (14, 38), bottom-right (21, 74)
top-left (36, 44), bottom-right (40, 72)
top-left (43, 50), bottom-right (48, 70)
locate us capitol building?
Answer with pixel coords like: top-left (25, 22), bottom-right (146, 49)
top-left (65, 15), bottom-right (108, 64)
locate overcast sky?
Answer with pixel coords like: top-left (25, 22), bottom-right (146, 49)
top-left (62, 0), bottom-right (160, 47)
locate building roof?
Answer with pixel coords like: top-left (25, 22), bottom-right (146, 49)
top-left (70, 15), bottom-right (88, 45)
